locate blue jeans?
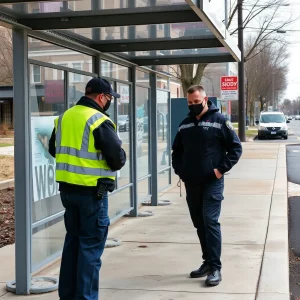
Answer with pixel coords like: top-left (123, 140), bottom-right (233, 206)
top-left (185, 177), bottom-right (224, 271)
top-left (58, 191), bottom-right (110, 300)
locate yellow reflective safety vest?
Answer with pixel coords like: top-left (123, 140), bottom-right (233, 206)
top-left (54, 105), bottom-right (117, 187)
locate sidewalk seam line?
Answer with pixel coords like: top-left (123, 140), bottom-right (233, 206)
top-left (120, 241), bottom-right (264, 246)
top-left (99, 287), bottom-right (254, 295)
top-left (254, 145), bottom-right (280, 300)
top-left (0, 291), bottom-right (8, 298)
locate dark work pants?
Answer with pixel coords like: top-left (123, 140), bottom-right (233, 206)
top-left (58, 191), bottom-right (110, 300)
top-left (185, 177), bottom-right (224, 271)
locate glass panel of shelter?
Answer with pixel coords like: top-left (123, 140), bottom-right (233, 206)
top-left (28, 37), bottom-right (93, 72)
top-left (27, 37), bottom-right (97, 268)
top-left (59, 22), bottom-right (212, 42)
top-left (29, 63), bottom-right (66, 268)
top-left (1, 0), bottom-right (187, 14)
top-left (100, 60), bottom-right (133, 217)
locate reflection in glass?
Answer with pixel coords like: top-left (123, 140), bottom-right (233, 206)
top-left (61, 21), bottom-right (211, 42)
top-left (3, 0), bottom-right (186, 14)
top-left (68, 73), bottom-right (93, 107)
top-left (136, 87), bottom-right (150, 178)
top-left (118, 47), bottom-right (228, 58)
top-left (108, 187), bottom-right (132, 219)
top-left (136, 70), bottom-right (150, 87)
top-left (101, 60), bottom-right (129, 81)
top-left (117, 83), bottom-right (131, 187)
top-left (157, 76), bottom-right (169, 89)
top-left (30, 65), bottom-right (65, 117)
top-left (28, 37), bottom-right (93, 72)
top-left (157, 90), bottom-right (170, 171)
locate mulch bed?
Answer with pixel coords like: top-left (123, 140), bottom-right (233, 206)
top-left (0, 188), bottom-right (15, 248)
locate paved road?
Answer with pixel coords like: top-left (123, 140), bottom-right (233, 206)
top-left (254, 119), bottom-right (300, 144)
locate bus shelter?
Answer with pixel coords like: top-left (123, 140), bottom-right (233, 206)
top-left (0, 0), bottom-right (241, 294)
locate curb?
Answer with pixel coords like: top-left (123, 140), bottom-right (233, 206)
top-left (256, 145), bottom-right (289, 300)
top-left (0, 179), bottom-right (14, 190)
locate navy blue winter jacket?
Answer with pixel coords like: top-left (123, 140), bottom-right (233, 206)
top-left (172, 101), bottom-right (242, 184)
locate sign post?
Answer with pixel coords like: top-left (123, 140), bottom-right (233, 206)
top-left (220, 76), bottom-right (238, 101)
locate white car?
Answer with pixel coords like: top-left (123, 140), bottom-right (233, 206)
top-left (295, 115), bottom-right (300, 120)
top-left (256, 111), bottom-right (289, 140)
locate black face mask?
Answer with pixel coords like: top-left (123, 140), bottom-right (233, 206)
top-left (103, 99), bottom-right (111, 112)
top-left (189, 103), bottom-right (205, 117)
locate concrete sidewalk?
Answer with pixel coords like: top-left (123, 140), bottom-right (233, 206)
top-left (0, 143), bottom-right (289, 299)
top-left (0, 146), bottom-right (14, 156)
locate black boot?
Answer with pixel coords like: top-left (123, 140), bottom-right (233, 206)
top-left (190, 263), bottom-right (211, 278)
top-left (205, 270), bottom-right (222, 286)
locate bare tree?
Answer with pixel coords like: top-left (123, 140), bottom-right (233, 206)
top-left (281, 98), bottom-right (300, 115)
top-left (0, 27), bottom-right (13, 86)
top-left (176, 0), bottom-right (295, 95)
top-left (245, 37), bottom-right (289, 123)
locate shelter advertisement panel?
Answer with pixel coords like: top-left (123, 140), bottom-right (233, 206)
top-left (31, 116), bottom-right (58, 202)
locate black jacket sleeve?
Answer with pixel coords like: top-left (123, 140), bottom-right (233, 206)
top-left (171, 130), bottom-right (184, 176)
top-left (217, 120), bottom-right (243, 174)
top-left (49, 128), bottom-right (56, 158)
top-left (93, 120), bottom-right (126, 171)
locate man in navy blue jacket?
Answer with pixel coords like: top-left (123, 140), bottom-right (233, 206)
top-left (172, 85), bottom-right (242, 286)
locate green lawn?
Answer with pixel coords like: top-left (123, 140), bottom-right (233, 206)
top-left (246, 130), bottom-right (258, 138)
top-left (232, 123), bottom-right (258, 139)
top-left (0, 143), bottom-right (12, 147)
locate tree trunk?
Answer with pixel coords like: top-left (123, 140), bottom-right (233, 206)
top-left (179, 63), bottom-right (208, 95)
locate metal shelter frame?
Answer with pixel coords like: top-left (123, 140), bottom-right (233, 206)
top-left (0, 0), bottom-right (241, 295)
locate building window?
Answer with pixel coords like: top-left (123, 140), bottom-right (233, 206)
top-left (72, 63), bottom-right (82, 82)
top-left (32, 65), bottom-right (41, 83)
top-left (157, 24), bottom-right (164, 30)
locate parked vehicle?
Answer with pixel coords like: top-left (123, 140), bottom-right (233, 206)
top-left (295, 115), bottom-right (300, 120)
top-left (118, 115), bottom-right (129, 131)
top-left (256, 111), bottom-right (289, 140)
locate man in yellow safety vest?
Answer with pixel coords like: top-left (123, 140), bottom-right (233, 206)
top-left (49, 77), bottom-right (126, 300)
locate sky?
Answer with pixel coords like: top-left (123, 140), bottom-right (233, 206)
top-left (226, 1), bottom-right (300, 101)
top-left (281, 0), bottom-right (300, 100)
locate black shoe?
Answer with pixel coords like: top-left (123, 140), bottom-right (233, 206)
top-left (205, 270), bottom-right (222, 286)
top-left (190, 263), bottom-right (211, 278)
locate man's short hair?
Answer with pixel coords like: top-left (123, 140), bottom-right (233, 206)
top-left (85, 92), bottom-right (99, 98)
top-left (187, 85), bottom-right (205, 94)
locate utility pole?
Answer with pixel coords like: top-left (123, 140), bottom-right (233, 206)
top-left (272, 73), bottom-right (275, 110)
top-left (225, 0), bottom-right (230, 120)
top-left (238, 0), bottom-right (246, 142)
top-left (225, 0), bottom-right (229, 76)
